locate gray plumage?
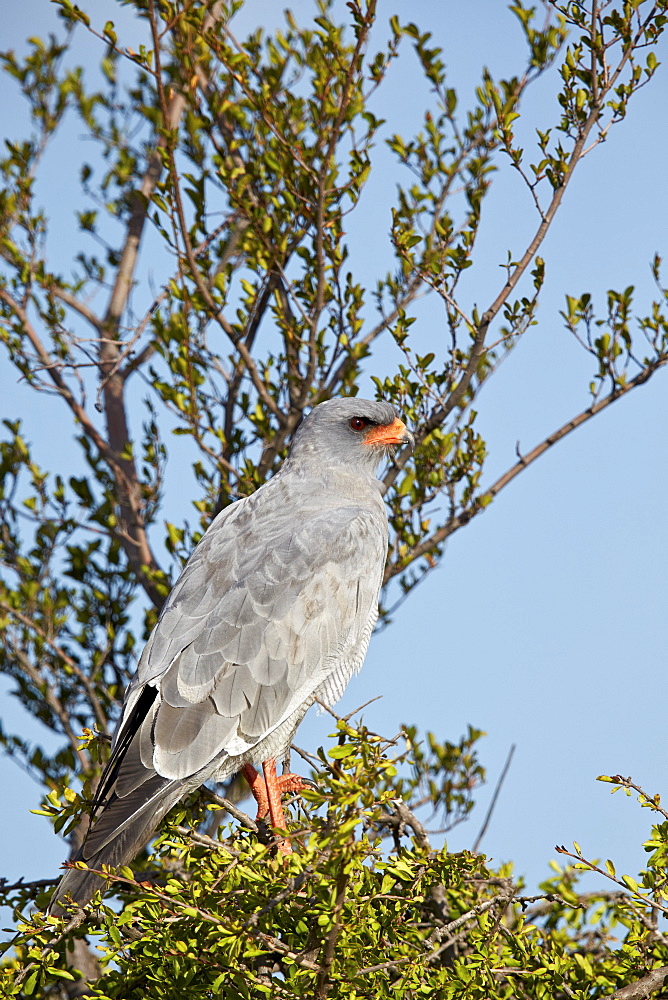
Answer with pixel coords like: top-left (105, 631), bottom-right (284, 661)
top-left (49, 398), bottom-right (411, 911)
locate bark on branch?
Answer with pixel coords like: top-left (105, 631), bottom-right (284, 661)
top-left (611, 967), bottom-right (668, 1000)
top-left (94, 3), bottom-right (228, 607)
top-left (386, 356), bottom-right (668, 583)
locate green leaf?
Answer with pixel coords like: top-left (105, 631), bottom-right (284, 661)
top-left (328, 744), bottom-right (357, 759)
top-left (46, 968), bottom-right (75, 980)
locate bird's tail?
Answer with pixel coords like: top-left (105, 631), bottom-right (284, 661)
top-left (48, 776), bottom-right (186, 915)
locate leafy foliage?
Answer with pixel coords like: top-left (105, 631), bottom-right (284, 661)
top-left (1, 0), bottom-right (668, 996)
top-left (4, 734), bottom-right (668, 999)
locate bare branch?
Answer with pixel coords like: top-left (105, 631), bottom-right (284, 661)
top-left (391, 798), bottom-right (431, 851)
top-left (199, 788), bottom-right (259, 833)
top-left (0, 288), bottom-right (168, 604)
top-left (472, 744), bottom-right (516, 854)
top-left (46, 285), bottom-right (104, 334)
top-left (315, 867), bottom-right (349, 999)
top-left (7, 642), bottom-right (89, 770)
top-left (173, 825), bottom-right (239, 855)
top-left (390, 356), bottom-right (668, 581)
top-left (0, 601), bottom-right (110, 733)
top-left (611, 967), bottom-right (668, 1000)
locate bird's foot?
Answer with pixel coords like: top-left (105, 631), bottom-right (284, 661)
top-left (242, 760), bottom-right (313, 854)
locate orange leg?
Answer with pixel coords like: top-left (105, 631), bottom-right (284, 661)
top-left (243, 762), bottom-right (270, 819)
top-left (242, 759), bottom-right (312, 854)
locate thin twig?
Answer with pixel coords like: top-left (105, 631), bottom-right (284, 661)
top-left (472, 744), bottom-right (516, 853)
top-left (554, 846), bottom-right (668, 916)
top-left (6, 643), bottom-right (89, 769)
top-left (605, 775), bottom-right (668, 822)
top-left (0, 601), bottom-right (109, 732)
top-left (200, 788), bottom-right (258, 833)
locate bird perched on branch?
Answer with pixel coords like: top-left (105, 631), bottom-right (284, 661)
top-left (50, 397), bottom-right (413, 912)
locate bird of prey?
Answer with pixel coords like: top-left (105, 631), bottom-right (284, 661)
top-left (49, 397), bottom-right (412, 911)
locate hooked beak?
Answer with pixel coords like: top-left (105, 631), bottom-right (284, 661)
top-left (363, 417), bottom-right (415, 450)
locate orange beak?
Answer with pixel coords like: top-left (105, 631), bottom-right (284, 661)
top-left (363, 417), bottom-right (414, 449)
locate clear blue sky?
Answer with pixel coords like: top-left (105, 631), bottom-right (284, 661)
top-left (1, 0), bottom-right (667, 922)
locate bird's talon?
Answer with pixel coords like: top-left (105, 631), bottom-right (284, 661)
top-left (242, 760), bottom-right (312, 829)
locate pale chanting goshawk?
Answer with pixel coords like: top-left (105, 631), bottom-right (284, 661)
top-left (50, 397), bottom-right (412, 911)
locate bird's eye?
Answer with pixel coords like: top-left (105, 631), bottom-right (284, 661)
top-left (349, 417), bottom-right (370, 431)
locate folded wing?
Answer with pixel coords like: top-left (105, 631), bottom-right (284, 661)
top-left (51, 483), bottom-right (386, 909)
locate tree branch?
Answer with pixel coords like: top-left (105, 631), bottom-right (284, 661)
top-left (611, 967), bottom-right (668, 1000)
top-left (92, 2), bottom-right (230, 606)
top-left (388, 355), bottom-right (668, 581)
top-left (147, 1), bottom-right (283, 425)
top-left (0, 601), bottom-right (109, 733)
top-left (315, 866), bottom-right (349, 999)
top-left (465, 2), bottom-right (654, 356)
top-left (472, 743), bottom-right (516, 854)
top-left (46, 284), bottom-right (104, 334)
top-left (7, 642), bottom-right (89, 770)
top-left (385, 6), bottom-right (661, 496)
top-left (0, 288), bottom-right (167, 606)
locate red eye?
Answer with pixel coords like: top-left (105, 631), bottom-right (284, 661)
top-left (349, 417), bottom-right (370, 431)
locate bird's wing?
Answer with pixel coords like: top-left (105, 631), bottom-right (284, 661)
top-left (73, 488), bottom-right (384, 881)
top-left (116, 484), bottom-right (387, 785)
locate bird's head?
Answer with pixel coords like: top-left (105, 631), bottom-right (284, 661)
top-left (288, 397), bottom-right (414, 475)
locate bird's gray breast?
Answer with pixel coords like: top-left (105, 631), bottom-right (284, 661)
top-left (123, 473), bottom-right (387, 781)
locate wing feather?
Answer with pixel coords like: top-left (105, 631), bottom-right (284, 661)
top-left (153, 700), bottom-right (238, 778)
top-left (119, 479), bottom-right (387, 788)
top-left (210, 664), bottom-right (256, 717)
top-left (241, 682), bottom-right (291, 738)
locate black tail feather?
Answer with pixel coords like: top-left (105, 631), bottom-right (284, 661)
top-left (48, 779), bottom-right (186, 914)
